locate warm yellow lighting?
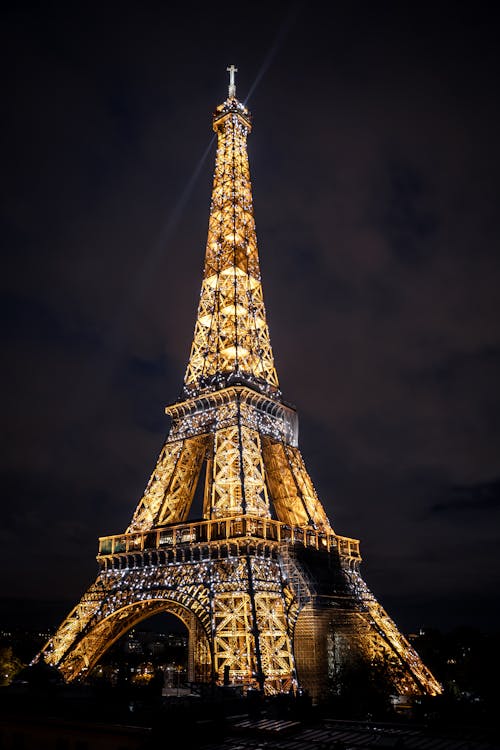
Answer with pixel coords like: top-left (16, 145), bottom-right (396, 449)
top-left (220, 303), bottom-right (246, 317)
top-left (34, 76), bottom-right (442, 703)
top-left (222, 345), bottom-right (249, 358)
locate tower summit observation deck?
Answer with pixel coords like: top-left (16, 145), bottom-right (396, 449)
top-left (35, 68), bottom-right (442, 702)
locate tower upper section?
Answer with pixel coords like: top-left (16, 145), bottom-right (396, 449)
top-left (183, 69), bottom-right (280, 400)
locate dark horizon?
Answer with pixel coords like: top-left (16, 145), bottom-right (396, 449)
top-left (1, 2), bottom-right (499, 638)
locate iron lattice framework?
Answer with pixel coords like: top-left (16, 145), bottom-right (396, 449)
top-left (35, 70), bottom-right (442, 701)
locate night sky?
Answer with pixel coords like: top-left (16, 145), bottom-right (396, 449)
top-left (2, 2), bottom-right (499, 635)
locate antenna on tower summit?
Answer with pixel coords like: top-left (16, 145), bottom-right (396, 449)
top-left (227, 64), bottom-right (237, 98)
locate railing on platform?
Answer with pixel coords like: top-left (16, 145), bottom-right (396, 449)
top-left (97, 516), bottom-right (361, 561)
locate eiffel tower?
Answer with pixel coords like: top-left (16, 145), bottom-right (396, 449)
top-left (36, 67), bottom-right (441, 701)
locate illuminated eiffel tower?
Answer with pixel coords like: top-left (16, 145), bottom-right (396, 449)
top-left (36, 67), bottom-right (441, 701)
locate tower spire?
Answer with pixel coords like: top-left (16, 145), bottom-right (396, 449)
top-left (184, 70), bottom-right (279, 399)
top-left (227, 64), bottom-right (237, 98)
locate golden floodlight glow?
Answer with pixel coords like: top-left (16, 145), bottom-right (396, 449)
top-left (34, 69), bottom-right (442, 701)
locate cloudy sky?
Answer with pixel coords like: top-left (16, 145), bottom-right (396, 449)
top-left (1, 2), bottom-right (499, 634)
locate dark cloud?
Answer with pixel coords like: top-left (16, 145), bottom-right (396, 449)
top-left (430, 479), bottom-right (500, 515)
top-left (1, 292), bottom-right (103, 350)
top-left (1, 1), bottom-right (499, 634)
top-left (376, 161), bottom-right (439, 265)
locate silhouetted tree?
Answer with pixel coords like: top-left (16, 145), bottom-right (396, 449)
top-left (0, 646), bottom-right (25, 686)
top-left (326, 653), bottom-right (396, 720)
